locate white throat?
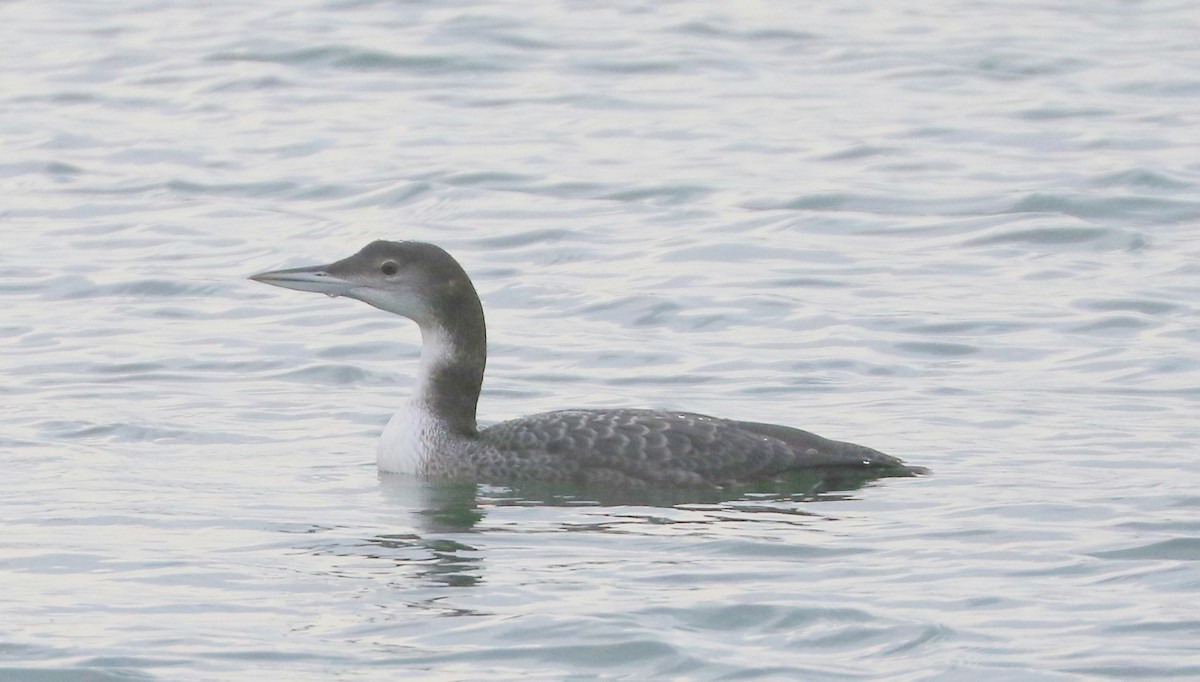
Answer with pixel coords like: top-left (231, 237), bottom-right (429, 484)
top-left (376, 325), bottom-right (458, 474)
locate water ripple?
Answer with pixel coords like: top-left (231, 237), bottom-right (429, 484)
top-left (5, 0), bottom-right (1200, 680)
top-left (209, 45), bottom-right (512, 74)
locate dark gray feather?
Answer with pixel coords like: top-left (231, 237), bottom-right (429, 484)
top-left (453, 408), bottom-right (918, 486)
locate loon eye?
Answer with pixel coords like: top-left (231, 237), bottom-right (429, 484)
top-left (380, 261), bottom-right (399, 276)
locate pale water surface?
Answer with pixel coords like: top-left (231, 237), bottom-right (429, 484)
top-left (3, 0), bottom-right (1200, 680)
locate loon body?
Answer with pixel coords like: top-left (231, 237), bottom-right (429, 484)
top-left (251, 240), bottom-right (923, 486)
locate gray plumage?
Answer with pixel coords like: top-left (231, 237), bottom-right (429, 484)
top-left (455, 409), bottom-right (913, 486)
top-left (251, 240), bottom-right (925, 487)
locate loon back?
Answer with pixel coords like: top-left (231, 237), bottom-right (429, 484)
top-left (452, 409), bottom-right (921, 487)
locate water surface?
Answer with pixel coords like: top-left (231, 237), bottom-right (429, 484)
top-left (3, 0), bottom-right (1200, 680)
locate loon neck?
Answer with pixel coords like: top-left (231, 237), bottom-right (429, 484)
top-left (410, 301), bottom-right (486, 437)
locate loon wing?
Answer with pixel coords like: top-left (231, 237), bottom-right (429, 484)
top-left (475, 408), bottom-right (914, 486)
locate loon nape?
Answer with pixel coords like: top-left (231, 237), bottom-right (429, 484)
top-left (250, 240), bottom-right (925, 486)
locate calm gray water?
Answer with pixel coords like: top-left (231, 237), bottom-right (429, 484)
top-left (4, 0), bottom-right (1200, 680)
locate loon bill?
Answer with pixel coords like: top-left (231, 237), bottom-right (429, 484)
top-left (250, 240), bottom-right (926, 487)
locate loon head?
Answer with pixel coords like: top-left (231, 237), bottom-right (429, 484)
top-left (250, 240), bottom-right (478, 327)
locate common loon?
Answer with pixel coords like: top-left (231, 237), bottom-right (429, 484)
top-left (251, 240), bottom-right (924, 486)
